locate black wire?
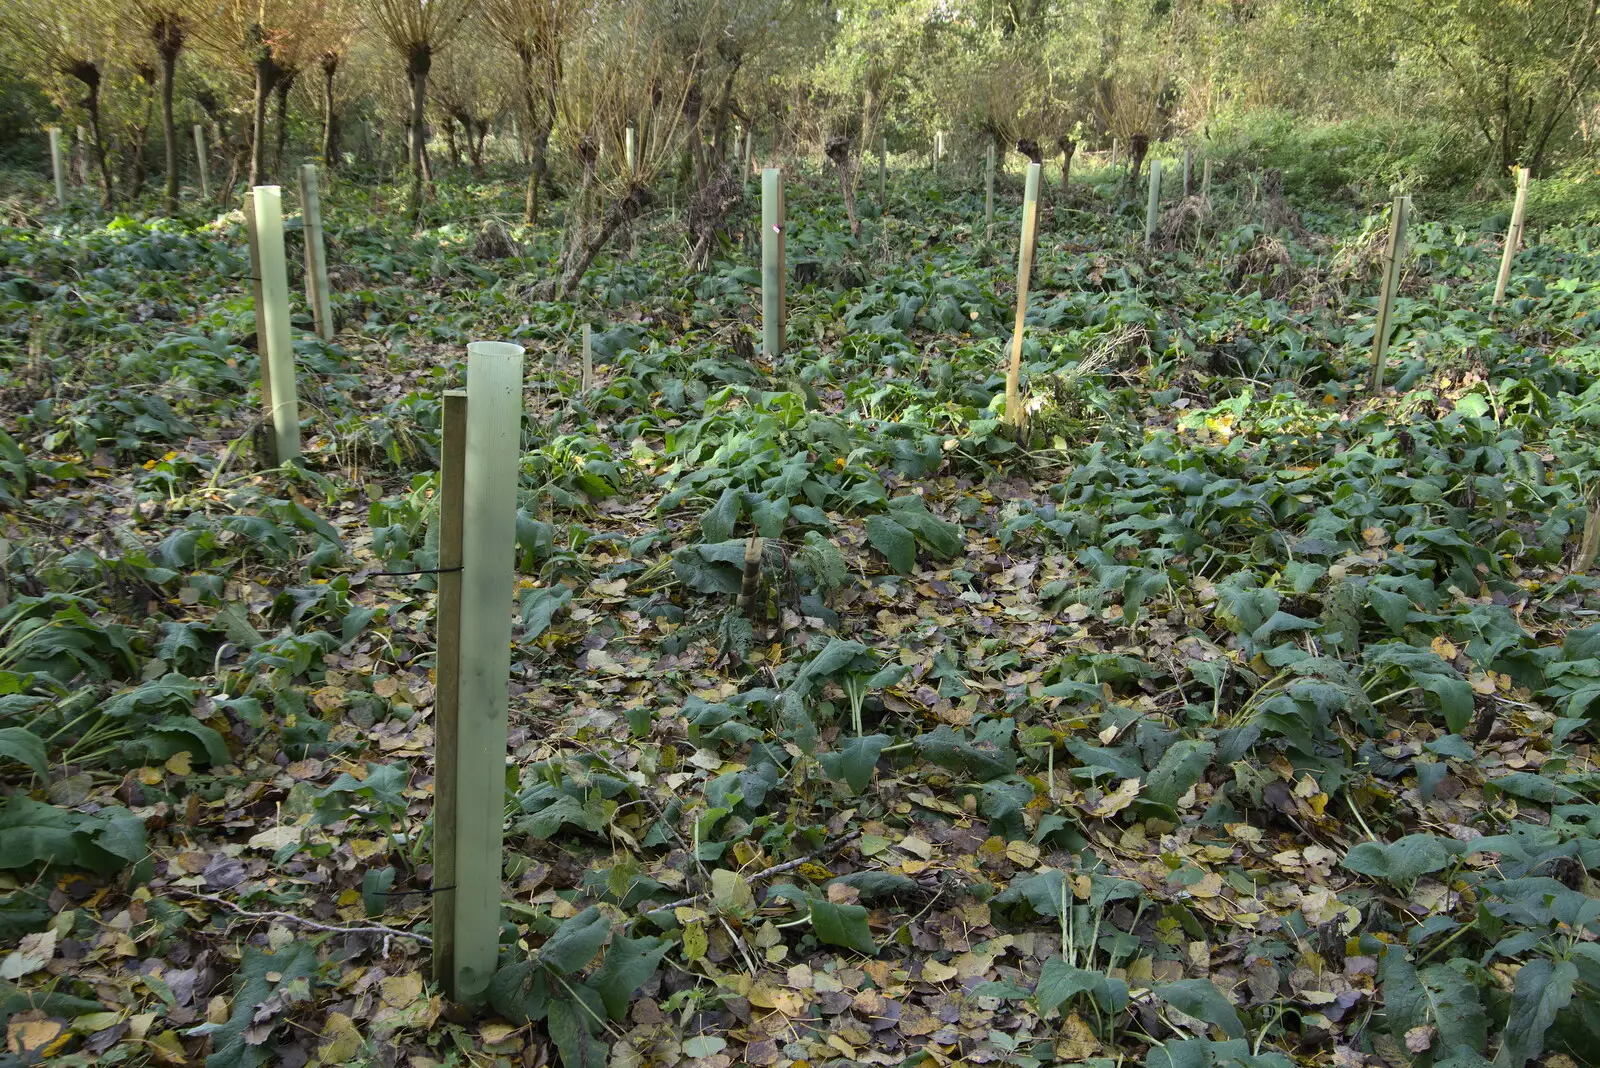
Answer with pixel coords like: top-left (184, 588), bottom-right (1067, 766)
top-left (372, 566), bottom-right (462, 577)
top-left (378, 885), bottom-right (455, 897)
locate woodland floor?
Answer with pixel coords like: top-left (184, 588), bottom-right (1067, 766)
top-left (1, 159), bottom-right (1600, 1068)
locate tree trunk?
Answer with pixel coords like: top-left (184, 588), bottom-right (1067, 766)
top-left (128, 75), bottom-right (154, 198)
top-left (407, 45), bottom-right (431, 217)
top-left (556, 185), bottom-right (653, 298)
top-left (685, 83), bottom-right (707, 193)
top-left (565, 138), bottom-right (599, 264)
top-left (468, 119), bottom-right (486, 177)
top-left (273, 71), bottom-right (295, 181)
top-left (1128, 133), bottom-right (1150, 187)
top-left (153, 18), bottom-right (184, 215)
top-left (445, 115), bottom-right (461, 168)
top-left (68, 62), bottom-right (113, 208)
top-left (825, 134), bottom-right (860, 239)
top-left (250, 44), bottom-right (279, 187)
top-left (709, 58), bottom-right (741, 162)
top-left (1057, 137), bottom-right (1076, 208)
top-left (321, 53), bottom-right (340, 167)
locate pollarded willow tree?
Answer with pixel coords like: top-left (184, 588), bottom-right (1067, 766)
top-left (122, 0), bottom-right (195, 214)
top-left (430, 31), bottom-right (511, 176)
top-left (808, 0), bottom-right (925, 238)
top-left (538, 0), bottom-right (705, 298)
top-left (368, 0), bottom-right (477, 215)
top-left (3, 0), bottom-right (120, 208)
top-left (195, 0), bottom-right (342, 187)
top-left (482, 0), bottom-right (575, 223)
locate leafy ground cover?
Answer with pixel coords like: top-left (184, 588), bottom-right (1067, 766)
top-left (2, 158), bottom-right (1600, 1068)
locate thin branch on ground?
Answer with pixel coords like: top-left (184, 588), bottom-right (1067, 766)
top-left (167, 887), bottom-right (433, 945)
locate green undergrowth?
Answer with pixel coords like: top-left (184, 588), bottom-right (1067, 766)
top-left (0, 158), bottom-right (1598, 1067)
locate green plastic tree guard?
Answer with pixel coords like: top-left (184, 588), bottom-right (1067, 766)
top-left (985, 141), bottom-right (995, 241)
top-left (1494, 168), bottom-right (1530, 306)
top-left (298, 164), bottom-right (333, 341)
top-left (1369, 195), bottom-right (1410, 392)
top-left (762, 168), bottom-right (786, 359)
top-left (445, 341), bottom-right (525, 1005)
top-left (252, 185), bottom-right (300, 463)
top-left (1003, 163), bottom-right (1042, 432)
top-left (48, 129), bottom-right (66, 208)
top-left (1144, 159), bottom-right (1163, 249)
top-left (193, 125), bottom-right (210, 199)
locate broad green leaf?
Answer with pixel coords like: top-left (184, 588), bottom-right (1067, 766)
top-left (1144, 739), bottom-right (1215, 808)
top-left (487, 962), bottom-right (551, 1024)
top-left (820, 733), bottom-right (892, 793)
top-left (587, 934), bottom-right (670, 1021)
top-left (1494, 957), bottom-right (1575, 1068)
top-left (0, 727), bottom-right (48, 782)
top-left (700, 486), bottom-right (740, 543)
top-left (1341, 833), bottom-right (1465, 886)
top-left (520, 585), bottom-right (572, 639)
top-left (547, 997), bottom-right (607, 1068)
top-left (1035, 957), bottom-right (1128, 1015)
top-left (1152, 978), bottom-right (1244, 1040)
top-left (915, 724), bottom-right (1016, 780)
top-left (808, 897), bottom-right (877, 956)
top-left (203, 942), bottom-right (317, 1068)
top-left (540, 907), bottom-right (611, 975)
top-left (865, 514), bottom-right (915, 574)
top-left (361, 866), bottom-right (395, 917)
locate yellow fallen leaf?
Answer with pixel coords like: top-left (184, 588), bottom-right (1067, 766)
top-left (1056, 1013), bottom-right (1101, 1060)
top-left (247, 825), bottom-right (302, 852)
top-left (749, 981), bottom-right (805, 1016)
top-left (479, 1021), bottom-right (519, 1046)
top-left (1086, 778), bottom-right (1141, 819)
top-left (682, 921), bottom-right (708, 962)
top-left (1005, 840), bottom-right (1041, 868)
top-left (380, 971), bottom-right (423, 1008)
top-left (1431, 636), bottom-right (1457, 660)
top-left (7, 1019), bottom-right (67, 1058)
top-left (318, 1012), bottom-right (364, 1062)
top-left (922, 960), bottom-right (958, 983)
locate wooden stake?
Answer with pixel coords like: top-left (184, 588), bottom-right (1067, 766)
top-left (430, 388), bottom-right (467, 991)
top-left (193, 124), bottom-right (210, 200)
top-left (1202, 158), bottom-right (1212, 201)
top-left (625, 123), bottom-right (636, 178)
top-left (1369, 195), bottom-right (1410, 393)
top-left (1144, 159), bottom-right (1163, 249)
top-left (761, 168), bottom-right (786, 359)
top-left (985, 140), bottom-right (996, 241)
top-left (253, 187), bottom-right (300, 463)
top-left (447, 341), bottom-right (525, 1005)
top-left (1003, 163), bottom-right (1042, 432)
top-left (298, 164), bottom-right (333, 342)
top-left (1182, 148), bottom-right (1193, 197)
top-left (580, 322), bottom-right (593, 391)
top-left (1111, 137), bottom-right (1119, 169)
top-left (1493, 167), bottom-right (1531, 306)
top-left (48, 129), bottom-right (65, 208)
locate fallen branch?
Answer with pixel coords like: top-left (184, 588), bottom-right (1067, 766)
top-left (167, 887), bottom-right (432, 945)
top-left (642, 828), bottom-right (864, 919)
